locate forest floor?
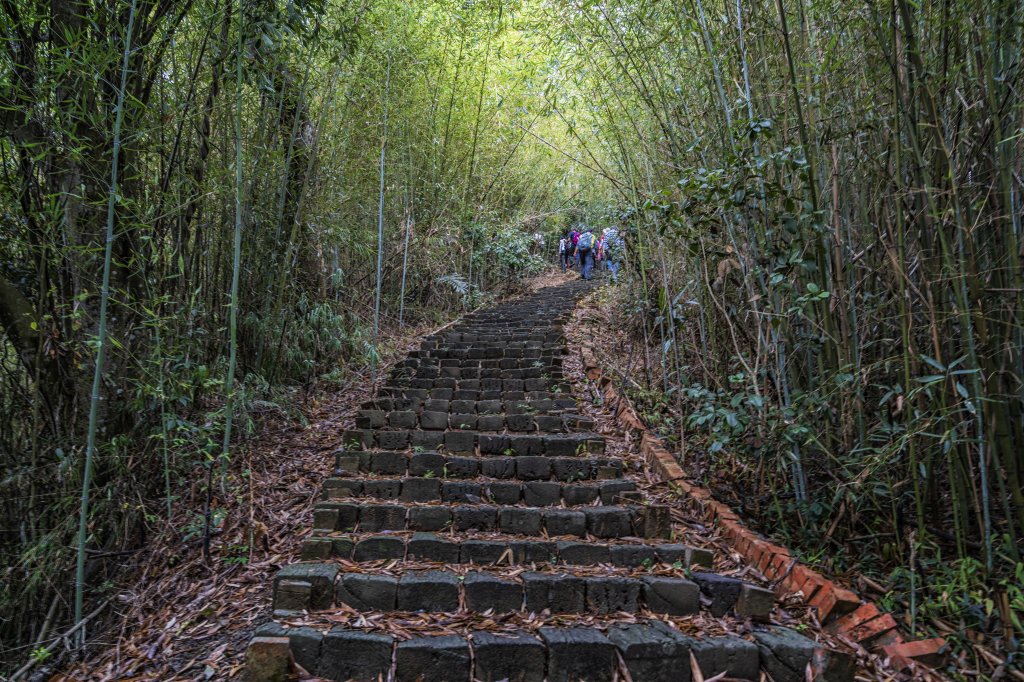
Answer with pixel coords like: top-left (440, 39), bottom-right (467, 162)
top-left (572, 287), bottom-right (1006, 682)
top-left (564, 287), bottom-right (943, 682)
top-left (51, 348), bottom-right (406, 680)
top-left (47, 272), bottom-right (936, 681)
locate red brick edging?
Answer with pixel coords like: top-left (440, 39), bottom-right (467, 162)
top-left (578, 346), bottom-right (946, 671)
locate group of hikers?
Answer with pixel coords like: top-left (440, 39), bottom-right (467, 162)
top-left (558, 224), bottom-right (623, 281)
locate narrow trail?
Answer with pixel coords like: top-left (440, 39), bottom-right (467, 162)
top-left (246, 278), bottom-right (857, 682)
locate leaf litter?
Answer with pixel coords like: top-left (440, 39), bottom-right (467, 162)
top-left (52, 281), bottom-right (942, 681)
top-left (563, 288), bottom-right (945, 682)
top-left (55, 321), bottom-right (451, 681)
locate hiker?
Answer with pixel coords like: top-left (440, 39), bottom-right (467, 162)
top-left (566, 227), bottom-right (580, 270)
top-left (595, 232), bottom-right (605, 270)
top-left (558, 235), bottom-right (570, 270)
top-left (603, 226), bottom-right (622, 281)
top-left (574, 227), bottom-right (597, 280)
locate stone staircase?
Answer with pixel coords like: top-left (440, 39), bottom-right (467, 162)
top-left (248, 279), bottom-right (853, 682)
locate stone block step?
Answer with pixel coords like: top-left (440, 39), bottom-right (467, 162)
top-left (414, 348), bottom-right (564, 360)
top-left (363, 570), bottom-right (742, 618)
top-left (392, 357), bottom-right (565, 372)
top-left (299, 533), bottom-right (711, 568)
top-left (333, 450), bottom-right (626, 480)
top-left (416, 335), bottom-right (563, 344)
top-left (378, 386), bottom-right (578, 406)
top-left (438, 320), bottom-right (565, 329)
top-left (253, 621), bottom-right (853, 682)
top-left (341, 430), bottom-right (605, 456)
top-left (273, 564), bottom-right (772, 619)
top-left (323, 475), bottom-right (638, 506)
top-left (361, 398), bottom-right (587, 416)
top-left (405, 345), bottom-right (563, 357)
top-left (362, 398), bottom-right (590, 421)
top-left (361, 397), bottom-right (581, 414)
top-left (428, 330), bottom-right (563, 341)
top-left (311, 501), bottom-right (671, 538)
top-left (395, 367), bottom-right (566, 380)
top-left (388, 367), bottom-right (566, 385)
top-left (387, 376), bottom-right (574, 394)
top-left (423, 330), bottom-right (563, 340)
top-left (412, 348), bottom-right (562, 360)
top-left (397, 351), bottom-right (564, 362)
top-left (356, 409), bottom-right (593, 433)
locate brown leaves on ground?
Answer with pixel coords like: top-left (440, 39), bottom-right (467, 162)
top-left (526, 269), bottom-right (579, 292)
top-left (54, 323), bottom-right (444, 681)
top-left (282, 607), bottom-right (740, 642)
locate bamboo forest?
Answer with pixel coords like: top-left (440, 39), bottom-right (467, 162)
top-left (0, 0), bottom-right (1021, 679)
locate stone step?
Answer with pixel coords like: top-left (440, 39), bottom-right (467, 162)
top-left (387, 388), bottom-right (576, 404)
top-left (362, 396), bottom-right (587, 417)
top-left (401, 346), bottom-right (565, 357)
top-left (299, 532), bottom-right (712, 568)
top-left (363, 397), bottom-right (583, 416)
top-left (424, 344), bottom-right (563, 352)
top-left (311, 501), bottom-right (671, 538)
top-left (339, 565), bottom-right (765, 618)
top-left (394, 356), bottom-right (565, 370)
top-left (446, 318), bottom-right (566, 324)
top-left (421, 337), bottom-right (564, 349)
top-left (419, 333), bottom-right (565, 343)
top-left (435, 328), bottom-right (565, 334)
top-left (334, 450), bottom-right (626, 480)
top-left (356, 409), bottom-right (593, 433)
top-left (254, 620), bottom-right (851, 682)
top-left (323, 475), bottom-right (638, 505)
top-left (412, 346), bottom-right (563, 358)
top-left (412, 353), bottom-right (559, 363)
top-left (341, 430), bottom-right (605, 455)
top-left (377, 386), bottom-right (578, 406)
top-left (423, 330), bottom-right (564, 339)
top-left (272, 563), bottom-right (773, 619)
top-left (388, 366), bottom-right (566, 383)
top-left (334, 569), bottom-right (765, 618)
top-left (386, 376), bottom-right (574, 393)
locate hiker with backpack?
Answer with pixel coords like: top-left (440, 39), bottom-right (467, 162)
top-left (558, 235), bottom-right (570, 270)
top-left (603, 227), bottom-right (623, 282)
top-left (565, 227), bottom-right (580, 270)
top-left (574, 228), bottom-right (597, 280)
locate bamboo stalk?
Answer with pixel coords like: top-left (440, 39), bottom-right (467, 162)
top-left (74, 0), bottom-right (139, 643)
top-left (374, 56), bottom-right (391, 340)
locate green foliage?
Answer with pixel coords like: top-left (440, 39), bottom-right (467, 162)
top-left (0, 0), bottom-right (601, 666)
top-left (476, 223), bottom-right (546, 277)
top-left (881, 548), bottom-right (1024, 643)
top-left (221, 543), bottom-right (250, 566)
top-left (546, 0), bottom-right (1024, 656)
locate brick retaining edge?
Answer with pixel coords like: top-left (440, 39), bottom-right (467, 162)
top-left (578, 345), bottom-right (947, 672)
